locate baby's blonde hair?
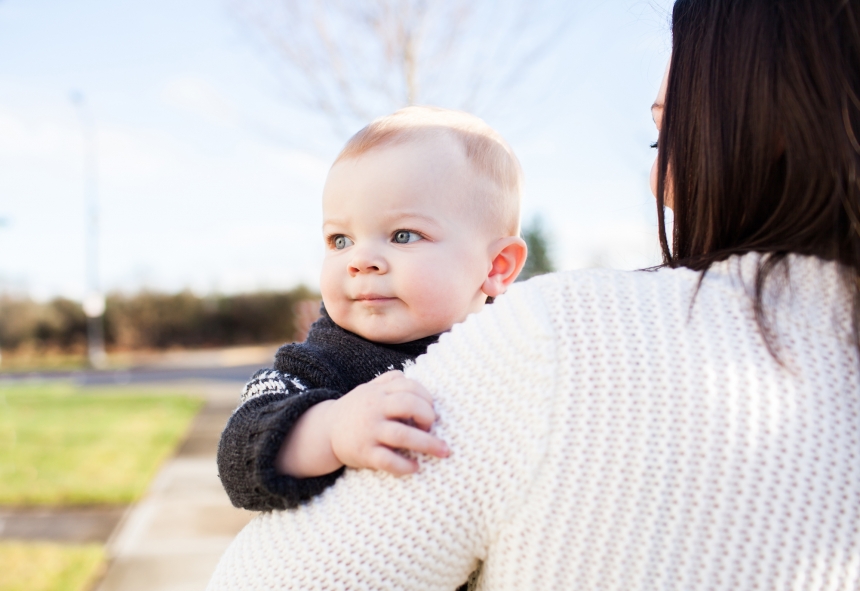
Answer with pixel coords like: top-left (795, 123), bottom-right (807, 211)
top-left (333, 106), bottom-right (523, 235)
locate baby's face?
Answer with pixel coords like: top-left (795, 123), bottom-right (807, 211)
top-left (320, 136), bottom-right (495, 344)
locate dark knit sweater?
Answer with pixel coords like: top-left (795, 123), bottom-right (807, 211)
top-left (216, 308), bottom-right (439, 512)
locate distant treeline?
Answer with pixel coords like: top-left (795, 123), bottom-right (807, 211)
top-left (0, 287), bottom-right (319, 354)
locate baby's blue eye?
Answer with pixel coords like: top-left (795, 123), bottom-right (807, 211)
top-left (393, 230), bottom-right (421, 244)
top-left (333, 235), bottom-right (354, 250)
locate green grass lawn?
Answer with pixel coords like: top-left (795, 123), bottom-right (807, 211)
top-left (0, 543), bottom-right (104, 591)
top-left (0, 383), bottom-right (203, 506)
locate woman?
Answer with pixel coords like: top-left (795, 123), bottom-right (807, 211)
top-left (208, 0), bottom-right (860, 589)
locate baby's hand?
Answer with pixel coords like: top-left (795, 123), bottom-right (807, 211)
top-left (327, 371), bottom-right (450, 476)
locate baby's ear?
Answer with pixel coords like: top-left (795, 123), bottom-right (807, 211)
top-left (482, 236), bottom-right (528, 298)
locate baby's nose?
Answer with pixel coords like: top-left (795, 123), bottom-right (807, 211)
top-left (348, 248), bottom-right (388, 275)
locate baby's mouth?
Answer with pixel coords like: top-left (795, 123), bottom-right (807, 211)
top-left (353, 294), bottom-right (396, 302)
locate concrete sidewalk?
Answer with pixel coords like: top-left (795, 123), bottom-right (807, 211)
top-left (95, 384), bottom-right (256, 591)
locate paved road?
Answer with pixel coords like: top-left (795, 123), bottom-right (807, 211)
top-left (0, 506), bottom-right (126, 544)
top-left (0, 364), bottom-right (262, 386)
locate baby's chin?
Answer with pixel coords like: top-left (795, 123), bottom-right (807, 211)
top-left (338, 316), bottom-right (442, 344)
top-left (352, 326), bottom-right (438, 345)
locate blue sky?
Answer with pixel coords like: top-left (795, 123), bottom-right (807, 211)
top-left (0, 0), bottom-right (673, 300)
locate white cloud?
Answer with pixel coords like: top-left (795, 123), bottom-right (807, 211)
top-left (276, 150), bottom-right (331, 187)
top-left (161, 76), bottom-right (237, 125)
top-left (0, 110), bottom-right (70, 158)
top-left (555, 219), bottom-right (663, 271)
top-left (99, 125), bottom-right (182, 181)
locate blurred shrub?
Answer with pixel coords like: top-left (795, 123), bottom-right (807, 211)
top-left (518, 216), bottom-right (556, 281)
top-left (0, 286), bottom-right (318, 354)
top-left (0, 297), bottom-right (88, 352)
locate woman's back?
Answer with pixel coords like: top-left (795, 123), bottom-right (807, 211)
top-left (208, 254), bottom-right (859, 590)
top-left (484, 254), bottom-right (859, 589)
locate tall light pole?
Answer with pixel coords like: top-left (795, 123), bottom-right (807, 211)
top-left (70, 91), bottom-right (107, 369)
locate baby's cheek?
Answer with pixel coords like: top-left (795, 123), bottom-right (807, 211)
top-left (319, 268), bottom-right (345, 317)
top-left (319, 259), bottom-right (340, 295)
top-left (415, 281), bottom-right (472, 328)
top-left (410, 267), bottom-right (451, 301)
top-left (323, 297), bottom-right (356, 337)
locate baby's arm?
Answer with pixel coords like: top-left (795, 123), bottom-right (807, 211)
top-left (217, 369), bottom-right (450, 511)
top-left (217, 370), bottom-right (346, 511)
top-left (277, 371), bottom-right (450, 478)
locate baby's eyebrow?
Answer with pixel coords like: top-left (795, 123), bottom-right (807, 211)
top-left (382, 211), bottom-right (441, 226)
top-left (322, 211), bottom-right (442, 231)
top-left (322, 217), bottom-right (348, 229)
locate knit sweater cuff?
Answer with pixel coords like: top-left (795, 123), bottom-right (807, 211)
top-left (217, 388), bottom-right (345, 511)
top-left (256, 388), bottom-right (345, 508)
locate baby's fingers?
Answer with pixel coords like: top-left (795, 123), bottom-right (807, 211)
top-left (384, 392), bottom-right (436, 431)
top-left (387, 375), bottom-right (434, 406)
top-left (368, 447), bottom-right (418, 476)
top-left (378, 421), bottom-right (450, 459)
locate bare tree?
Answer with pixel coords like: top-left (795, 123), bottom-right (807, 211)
top-left (230, 0), bottom-right (573, 138)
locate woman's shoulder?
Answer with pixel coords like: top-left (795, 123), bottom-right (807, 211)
top-left (507, 254), bottom-right (852, 342)
top-left (420, 266), bottom-right (707, 366)
top-left (513, 253), bottom-right (846, 304)
top-left (514, 264), bottom-right (704, 292)
top-left (504, 265), bottom-right (703, 314)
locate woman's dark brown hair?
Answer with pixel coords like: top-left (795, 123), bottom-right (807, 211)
top-left (656, 0), bottom-right (860, 351)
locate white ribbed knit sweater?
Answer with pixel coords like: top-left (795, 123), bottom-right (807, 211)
top-left (208, 254), bottom-right (860, 591)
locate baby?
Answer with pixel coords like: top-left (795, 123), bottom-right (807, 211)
top-left (217, 106), bottom-right (526, 509)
